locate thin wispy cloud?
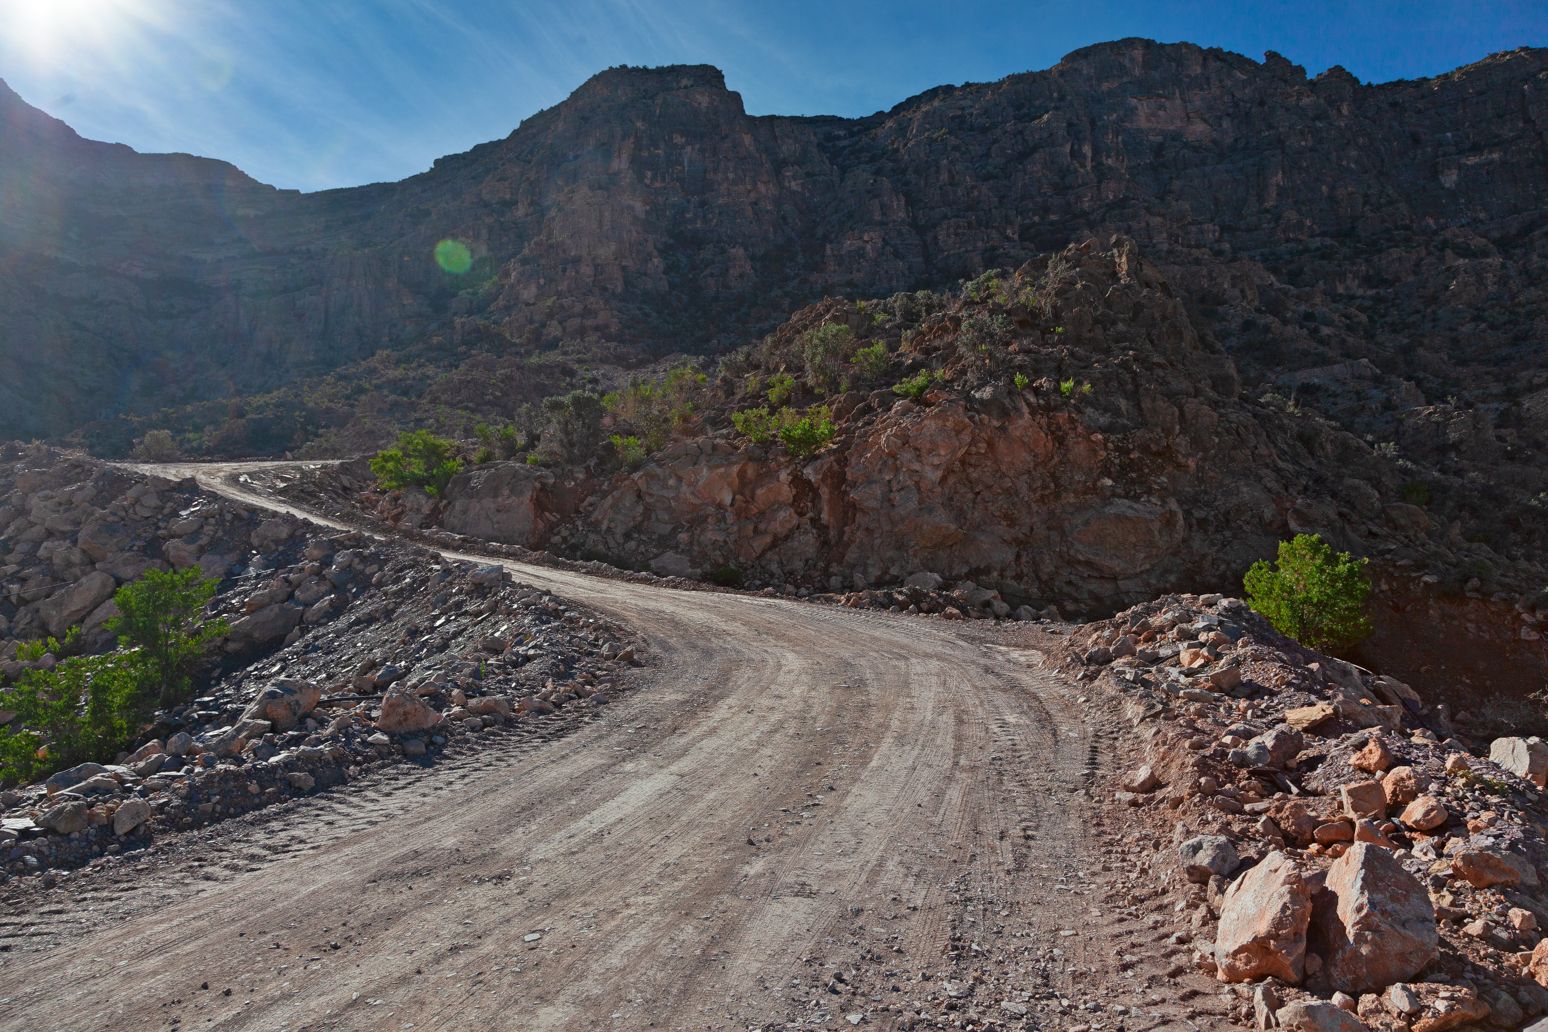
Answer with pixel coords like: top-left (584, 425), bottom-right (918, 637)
top-left (0, 0), bottom-right (1541, 191)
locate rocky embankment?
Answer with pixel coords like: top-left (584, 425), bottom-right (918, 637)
top-left (0, 445), bottom-right (639, 880)
top-left (298, 242), bottom-right (1547, 709)
top-left (1065, 596), bottom-right (1548, 1030)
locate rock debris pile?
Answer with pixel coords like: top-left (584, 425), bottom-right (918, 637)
top-left (0, 446), bottom-right (639, 880)
top-left (1069, 595), bottom-right (1548, 1030)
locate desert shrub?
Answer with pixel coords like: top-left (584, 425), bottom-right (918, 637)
top-left (108, 567), bottom-right (229, 708)
top-left (733, 405), bottom-right (836, 457)
top-left (0, 642), bottom-right (150, 787)
top-left (801, 322), bottom-right (857, 391)
top-left (962, 269), bottom-right (1006, 304)
top-left (370, 429), bottom-right (463, 495)
top-left (609, 434), bottom-right (648, 469)
top-left (704, 564), bottom-right (745, 588)
top-left (602, 366), bottom-right (706, 452)
top-left (732, 406), bottom-right (779, 444)
top-left (473, 422), bottom-right (525, 461)
top-left (133, 429), bottom-right (181, 462)
top-left (540, 390), bottom-right (605, 464)
top-left (1013, 371), bottom-right (1030, 390)
top-left (851, 341), bottom-right (891, 382)
top-left (892, 369), bottom-right (938, 400)
top-left (778, 406), bottom-right (836, 458)
top-left (765, 371), bottom-right (796, 406)
top-left (1243, 533), bottom-right (1373, 654)
top-left (958, 310), bottom-right (1014, 367)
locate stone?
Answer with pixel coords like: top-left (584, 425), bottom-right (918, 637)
top-left (37, 799), bottom-right (90, 835)
top-left (241, 679), bottom-right (322, 732)
top-left (1508, 907), bottom-right (1537, 933)
top-left (1384, 983), bottom-right (1421, 1017)
top-left (1489, 737), bottom-right (1548, 788)
top-left (1314, 821), bottom-right (1355, 845)
top-left (1531, 938), bottom-right (1548, 988)
top-left (1240, 727), bottom-right (1304, 769)
top-left (1179, 835), bottom-right (1239, 883)
top-left (465, 695), bottom-right (513, 718)
top-left (1381, 766), bottom-right (1421, 807)
top-left (1274, 1000), bottom-right (1367, 1031)
top-left (1450, 842), bottom-right (1538, 888)
top-left (1215, 851), bottom-right (1313, 983)
top-left (1313, 843), bottom-right (1438, 995)
top-left (1443, 753), bottom-right (1469, 775)
top-left (1340, 781), bottom-right (1388, 820)
top-left (36, 570), bottom-right (119, 638)
top-left (44, 761), bottom-right (111, 795)
top-left (1285, 703), bottom-right (1338, 732)
top-left (375, 688), bottom-right (443, 734)
top-left (165, 731), bottom-right (193, 756)
top-left (1351, 737), bottom-right (1395, 774)
top-left (286, 772), bottom-right (316, 792)
top-left (904, 571), bottom-right (943, 591)
top-left (1398, 796), bottom-right (1447, 832)
top-left (112, 797), bottom-right (151, 836)
top-left (228, 603), bottom-right (303, 645)
top-left (1119, 764), bottom-right (1160, 793)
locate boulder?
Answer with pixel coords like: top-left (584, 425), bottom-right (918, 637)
top-left (1275, 1000), bottom-right (1368, 1031)
top-left (1381, 766), bottom-right (1421, 807)
top-left (1398, 796), bottom-right (1447, 832)
top-left (242, 678), bottom-right (323, 732)
top-left (1285, 703), bottom-right (1337, 732)
top-left (228, 603), bottom-right (303, 645)
top-left (375, 688), bottom-right (443, 734)
top-left (44, 761), bottom-right (111, 795)
top-left (1530, 939), bottom-right (1548, 988)
top-left (1119, 764), bottom-right (1160, 793)
top-left (112, 797), bottom-right (151, 836)
top-left (1340, 781), bottom-right (1388, 820)
top-left (1313, 843), bottom-right (1438, 994)
top-left (465, 695), bottom-right (513, 718)
top-left (1215, 851), bottom-right (1313, 983)
top-left (905, 571), bottom-right (944, 591)
top-left (1350, 737), bottom-right (1395, 774)
top-left (1238, 727), bottom-right (1304, 769)
top-left (37, 799), bottom-right (90, 835)
top-left (1179, 835), bottom-right (1240, 883)
top-left (1489, 736), bottom-right (1548, 788)
top-left (1449, 841), bottom-right (1538, 888)
top-left (37, 571), bottom-right (118, 637)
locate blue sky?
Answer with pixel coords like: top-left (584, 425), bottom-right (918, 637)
top-left (1, 0), bottom-right (1543, 192)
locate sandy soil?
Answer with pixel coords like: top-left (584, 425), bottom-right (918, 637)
top-left (0, 463), bottom-right (1232, 1031)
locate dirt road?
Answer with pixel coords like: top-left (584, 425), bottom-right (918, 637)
top-left (0, 464), bottom-right (1226, 1030)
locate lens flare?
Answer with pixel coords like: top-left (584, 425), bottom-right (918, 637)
top-left (434, 238), bottom-right (472, 275)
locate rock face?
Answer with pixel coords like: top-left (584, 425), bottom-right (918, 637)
top-left (1214, 852), bottom-right (1313, 983)
top-left (5, 42), bottom-right (1548, 483)
top-left (1313, 843), bottom-right (1438, 994)
top-left (1489, 737), bottom-right (1548, 788)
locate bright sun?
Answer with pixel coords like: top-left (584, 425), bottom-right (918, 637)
top-left (2, 0), bottom-right (145, 60)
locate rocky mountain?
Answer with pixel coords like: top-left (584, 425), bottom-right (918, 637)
top-left (3, 41), bottom-right (1547, 470)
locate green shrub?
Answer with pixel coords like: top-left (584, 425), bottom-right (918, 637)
top-left (1059, 377), bottom-right (1077, 397)
top-left (541, 390), bottom-right (605, 464)
top-left (609, 433), bottom-right (647, 469)
top-left (133, 429), bottom-right (181, 462)
top-left (765, 372), bottom-right (796, 406)
top-left (1013, 372), bottom-right (1030, 390)
top-left (473, 422), bottom-right (525, 461)
top-left (778, 406), bottom-right (836, 458)
top-left (958, 310), bottom-right (1013, 366)
top-left (704, 564), bottom-right (745, 588)
top-left (602, 366), bottom-right (706, 453)
top-left (1243, 533), bottom-right (1373, 654)
top-left (109, 568), bottom-right (228, 707)
top-left (732, 406), bottom-right (779, 444)
top-left (892, 369), bottom-right (938, 400)
top-left (801, 322), bottom-right (857, 391)
top-left (370, 429), bottom-right (462, 495)
top-left (851, 341), bottom-right (890, 382)
top-left (0, 643), bottom-right (149, 787)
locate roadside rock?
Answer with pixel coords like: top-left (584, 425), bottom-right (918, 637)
top-left (1180, 835), bottom-right (1239, 884)
top-left (375, 688), bottom-right (443, 734)
top-left (112, 798), bottom-right (151, 836)
top-left (1314, 843), bottom-right (1438, 994)
top-left (241, 678), bottom-right (322, 732)
top-left (1489, 736), bottom-right (1548, 788)
top-left (1275, 1000), bottom-right (1368, 1031)
top-left (37, 799), bottom-right (90, 835)
top-left (1215, 851), bottom-right (1312, 983)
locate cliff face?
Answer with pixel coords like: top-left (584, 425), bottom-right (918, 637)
top-left (3, 42), bottom-right (1547, 457)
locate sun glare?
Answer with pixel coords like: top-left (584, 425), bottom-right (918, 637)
top-left (2, 0), bottom-right (147, 61)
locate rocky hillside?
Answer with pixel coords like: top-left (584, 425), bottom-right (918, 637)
top-left (308, 241), bottom-right (1545, 706)
top-left (0, 445), bottom-right (639, 877)
top-left (1063, 593), bottom-right (1548, 1030)
top-left (4, 41), bottom-right (1547, 476)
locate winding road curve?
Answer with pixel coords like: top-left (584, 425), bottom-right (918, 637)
top-left (0, 463), bottom-right (1221, 1031)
